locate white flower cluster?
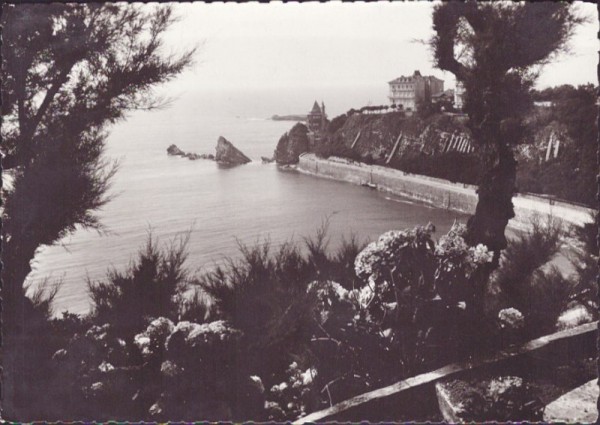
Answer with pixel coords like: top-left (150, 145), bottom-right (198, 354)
top-left (267, 361), bottom-right (318, 419)
top-left (135, 318), bottom-right (241, 360)
top-left (308, 280), bottom-right (350, 303)
top-left (355, 224), bottom-right (435, 281)
top-left (435, 223), bottom-right (469, 258)
top-left (436, 223), bottom-right (493, 271)
top-left (160, 359), bottom-right (182, 378)
top-left (469, 243), bottom-right (494, 265)
top-left (250, 375), bottom-right (265, 394)
top-left (498, 307), bottom-right (525, 330)
top-left (167, 320), bottom-right (241, 350)
top-left (354, 283), bottom-right (375, 309)
top-left (186, 320), bottom-right (239, 346)
top-left (487, 376), bottom-right (523, 396)
top-left (134, 317), bottom-right (175, 358)
top-left (85, 324), bottom-right (111, 342)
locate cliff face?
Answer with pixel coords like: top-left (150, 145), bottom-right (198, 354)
top-left (274, 112), bottom-right (475, 172)
top-left (274, 106), bottom-right (593, 206)
top-left (215, 136), bottom-right (251, 165)
top-left (516, 121), bottom-right (572, 163)
top-left (273, 123), bottom-right (309, 165)
top-left (330, 112), bottom-right (471, 159)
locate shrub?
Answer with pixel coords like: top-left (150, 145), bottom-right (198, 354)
top-left (265, 361), bottom-right (319, 420)
top-left (87, 232), bottom-right (191, 338)
top-left (198, 239), bottom-right (323, 390)
top-left (327, 113), bottom-right (348, 134)
top-left (494, 217), bottom-right (577, 338)
top-left (353, 223), bottom-right (493, 371)
top-left (568, 212), bottom-right (598, 317)
top-left (33, 219), bottom-right (584, 421)
top-left (145, 319), bottom-right (263, 421)
top-left (48, 323), bottom-right (137, 420)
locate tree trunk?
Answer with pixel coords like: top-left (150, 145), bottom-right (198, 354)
top-left (2, 232), bottom-right (42, 419)
top-left (465, 139), bottom-right (517, 266)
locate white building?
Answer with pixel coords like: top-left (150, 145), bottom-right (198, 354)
top-left (388, 70), bottom-right (444, 110)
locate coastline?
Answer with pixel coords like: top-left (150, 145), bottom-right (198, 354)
top-left (296, 153), bottom-right (594, 229)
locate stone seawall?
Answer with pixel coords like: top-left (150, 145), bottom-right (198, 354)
top-left (297, 153), bottom-right (594, 228)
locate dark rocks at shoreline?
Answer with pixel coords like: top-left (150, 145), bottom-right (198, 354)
top-left (273, 123), bottom-right (309, 165)
top-left (167, 144), bottom-right (215, 161)
top-left (261, 156), bottom-right (275, 164)
top-left (215, 136), bottom-right (251, 165)
top-left (167, 138), bottom-right (249, 165)
top-left (186, 152), bottom-right (215, 161)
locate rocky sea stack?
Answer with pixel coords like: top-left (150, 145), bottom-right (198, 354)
top-left (167, 144), bottom-right (186, 156)
top-left (273, 122), bottom-right (309, 165)
top-left (167, 144), bottom-right (214, 161)
top-left (215, 136), bottom-right (251, 165)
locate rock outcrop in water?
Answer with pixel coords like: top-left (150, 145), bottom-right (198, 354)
top-left (167, 144), bottom-right (215, 161)
top-left (215, 136), bottom-right (251, 165)
top-left (167, 144), bottom-right (186, 156)
top-left (273, 123), bottom-right (309, 165)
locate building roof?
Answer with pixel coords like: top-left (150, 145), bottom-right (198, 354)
top-left (432, 89), bottom-right (455, 99)
top-left (388, 70), bottom-right (444, 85)
top-left (310, 101), bottom-right (322, 115)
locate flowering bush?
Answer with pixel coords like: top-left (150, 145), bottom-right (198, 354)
top-left (352, 223), bottom-right (493, 370)
top-left (354, 224), bottom-right (436, 283)
top-left (308, 280), bottom-right (354, 324)
top-left (265, 361), bottom-right (319, 420)
top-left (48, 323), bottom-right (136, 420)
top-left (36, 225), bottom-right (509, 421)
top-left (49, 318), bottom-right (263, 421)
top-left (149, 319), bottom-right (256, 420)
top-left (134, 317), bottom-right (175, 360)
top-left (494, 217), bottom-right (588, 339)
top-left (498, 308), bottom-right (525, 330)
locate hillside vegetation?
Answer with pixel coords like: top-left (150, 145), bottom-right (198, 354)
top-left (279, 84), bottom-right (596, 207)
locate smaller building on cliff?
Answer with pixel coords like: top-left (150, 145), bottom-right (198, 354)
top-left (307, 101), bottom-right (328, 146)
top-left (308, 101), bottom-right (327, 133)
top-left (388, 70), bottom-right (444, 110)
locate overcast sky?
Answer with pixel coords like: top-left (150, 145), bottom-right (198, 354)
top-left (159, 1), bottom-right (597, 94)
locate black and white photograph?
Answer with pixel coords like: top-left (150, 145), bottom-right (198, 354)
top-left (1, 1), bottom-right (599, 422)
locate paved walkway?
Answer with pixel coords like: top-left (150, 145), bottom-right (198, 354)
top-left (543, 379), bottom-right (598, 423)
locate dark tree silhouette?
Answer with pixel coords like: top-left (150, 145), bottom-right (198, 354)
top-left (1, 3), bottom-right (194, 418)
top-left (430, 2), bottom-right (583, 264)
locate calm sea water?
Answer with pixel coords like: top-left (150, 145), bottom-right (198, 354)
top-left (26, 88), bottom-right (468, 315)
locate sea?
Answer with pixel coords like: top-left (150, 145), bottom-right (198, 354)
top-left (26, 86), bottom-right (469, 316)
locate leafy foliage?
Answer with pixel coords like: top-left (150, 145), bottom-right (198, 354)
top-left (430, 2), bottom-right (582, 256)
top-left (87, 233), bottom-right (191, 338)
top-left (568, 213), bottom-right (599, 315)
top-left (19, 215), bottom-right (599, 421)
top-left (493, 218), bottom-right (579, 337)
top-left (354, 223), bottom-right (494, 369)
top-left (1, 4), bottom-right (194, 419)
top-left (517, 84), bottom-right (597, 206)
top-left (2, 2), bottom-right (195, 303)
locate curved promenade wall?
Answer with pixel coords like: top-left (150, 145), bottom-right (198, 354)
top-left (297, 153), bottom-right (594, 229)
